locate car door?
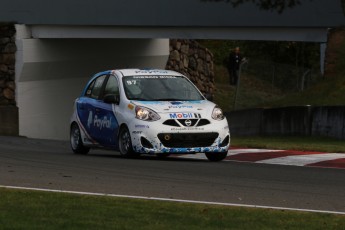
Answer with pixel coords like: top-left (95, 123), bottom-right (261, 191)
top-left (91, 75), bottom-right (120, 148)
top-left (77, 74), bottom-right (107, 144)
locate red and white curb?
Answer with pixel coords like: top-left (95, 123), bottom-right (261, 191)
top-left (176, 148), bottom-right (345, 169)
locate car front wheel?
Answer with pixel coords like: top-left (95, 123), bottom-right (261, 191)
top-left (70, 123), bottom-right (90, 154)
top-left (205, 152), bottom-right (228, 162)
top-left (118, 127), bottom-right (137, 157)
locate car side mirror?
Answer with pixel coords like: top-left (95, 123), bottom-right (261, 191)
top-left (103, 94), bottom-right (120, 104)
top-left (204, 93), bottom-right (213, 101)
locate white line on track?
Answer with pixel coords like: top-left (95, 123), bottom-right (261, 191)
top-left (228, 149), bottom-right (283, 155)
top-left (257, 153), bottom-right (345, 166)
top-left (1, 185), bottom-right (344, 216)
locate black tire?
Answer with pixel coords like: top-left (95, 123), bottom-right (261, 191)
top-left (205, 152), bottom-right (228, 162)
top-left (70, 123), bottom-right (90, 154)
top-left (118, 127), bottom-right (137, 157)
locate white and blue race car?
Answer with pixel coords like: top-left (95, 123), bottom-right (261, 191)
top-left (70, 69), bottom-right (230, 161)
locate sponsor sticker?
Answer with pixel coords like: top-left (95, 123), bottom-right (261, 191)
top-left (170, 101), bottom-right (183, 105)
top-left (132, 75), bottom-right (176, 79)
top-left (132, 131), bottom-right (143, 134)
top-left (94, 115), bottom-right (112, 130)
top-left (135, 125), bottom-right (150, 128)
top-left (87, 111), bottom-right (113, 130)
top-left (169, 113), bottom-right (201, 119)
top-left (171, 127), bottom-right (205, 131)
top-left (168, 105), bottom-right (193, 109)
top-left (126, 80), bottom-right (137, 85)
top-left (134, 70), bottom-right (169, 74)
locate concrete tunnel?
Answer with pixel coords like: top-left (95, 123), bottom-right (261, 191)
top-left (5, 0), bottom-right (343, 141)
top-left (15, 25), bottom-right (170, 140)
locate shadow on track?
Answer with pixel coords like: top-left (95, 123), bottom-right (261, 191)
top-left (85, 150), bottom-right (209, 163)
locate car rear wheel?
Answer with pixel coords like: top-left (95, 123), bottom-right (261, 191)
top-left (70, 123), bottom-right (90, 154)
top-left (205, 152), bottom-right (228, 162)
top-left (119, 127), bottom-right (137, 157)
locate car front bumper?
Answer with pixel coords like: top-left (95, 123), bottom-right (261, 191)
top-left (128, 119), bottom-right (230, 154)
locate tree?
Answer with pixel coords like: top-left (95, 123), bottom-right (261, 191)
top-left (200, 0), bottom-right (307, 13)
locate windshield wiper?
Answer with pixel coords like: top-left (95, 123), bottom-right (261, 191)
top-left (130, 98), bottom-right (148, 101)
top-left (155, 98), bottom-right (182, 101)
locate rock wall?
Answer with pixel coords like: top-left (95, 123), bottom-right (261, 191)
top-left (166, 39), bottom-right (215, 98)
top-left (324, 27), bottom-right (345, 77)
top-left (0, 23), bottom-right (18, 136)
top-left (0, 23), bottom-right (16, 105)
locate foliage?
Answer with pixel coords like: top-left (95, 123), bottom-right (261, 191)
top-left (200, 0), bottom-right (309, 13)
top-left (199, 40), bottom-right (320, 70)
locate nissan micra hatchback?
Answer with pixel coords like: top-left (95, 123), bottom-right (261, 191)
top-left (70, 69), bottom-right (230, 161)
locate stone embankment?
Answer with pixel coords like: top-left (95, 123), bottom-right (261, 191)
top-left (324, 27), bottom-right (345, 77)
top-left (0, 23), bottom-right (18, 136)
top-left (0, 23), bottom-right (16, 106)
top-left (166, 39), bottom-right (215, 98)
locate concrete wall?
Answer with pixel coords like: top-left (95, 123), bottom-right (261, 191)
top-left (0, 0), bottom-right (343, 28)
top-left (262, 106), bottom-right (312, 136)
top-left (228, 106), bottom-right (345, 139)
top-left (226, 108), bottom-right (263, 136)
top-left (312, 106), bottom-right (345, 139)
top-left (16, 26), bottom-right (169, 140)
top-left (0, 105), bottom-right (18, 135)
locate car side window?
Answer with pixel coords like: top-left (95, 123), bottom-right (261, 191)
top-left (86, 75), bottom-right (106, 99)
top-left (85, 80), bottom-right (95, 97)
top-left (103, 75), bottom-right (120, 97)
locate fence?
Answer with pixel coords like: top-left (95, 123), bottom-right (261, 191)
top-left (241, 59), bottom-right (322, 93)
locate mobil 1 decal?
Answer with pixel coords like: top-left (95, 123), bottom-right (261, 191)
top-left (169, 113), bottom-right (201, 119)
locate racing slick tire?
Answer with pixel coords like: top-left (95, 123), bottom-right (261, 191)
top-left (119, 126), bottom-right (138, 158)
top-left (70, 123), bottom-right (90, 155)
top-left (205, 152), bottom-right (228, 162)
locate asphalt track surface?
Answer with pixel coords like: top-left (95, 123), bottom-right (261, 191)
top-left (0, 136), bottom-right (345, 213)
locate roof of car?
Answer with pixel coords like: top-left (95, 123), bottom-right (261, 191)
top-left (115, 69), bottom-right (183, 77)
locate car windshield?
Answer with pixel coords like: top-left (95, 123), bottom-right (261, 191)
top-left (123, 75), bottom-right (204, 101)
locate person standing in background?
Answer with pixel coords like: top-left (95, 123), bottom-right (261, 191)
top-left (227, 47), bottom-right (243, 85)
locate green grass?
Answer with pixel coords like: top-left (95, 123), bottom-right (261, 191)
top-left (266, 75), bottom-right (345, 107)
top-left (1, 188), bottom-right (345, 229)
top-left (232, 136), bottom-right (345, 153)
top-left (212, 30), bottom-right (345, 111)
top-left (214, 64), bottom-right (345, 112)
top-left (213, 66), bottom-right (284, 112)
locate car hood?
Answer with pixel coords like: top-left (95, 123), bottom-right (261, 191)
top-left (131, 100), bottom-right (216, 115)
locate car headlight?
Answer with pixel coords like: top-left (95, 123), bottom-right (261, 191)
top-left (211, 106), bottom-right (224, 120)
top-left (135, 106), bottom-right (160, 121)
